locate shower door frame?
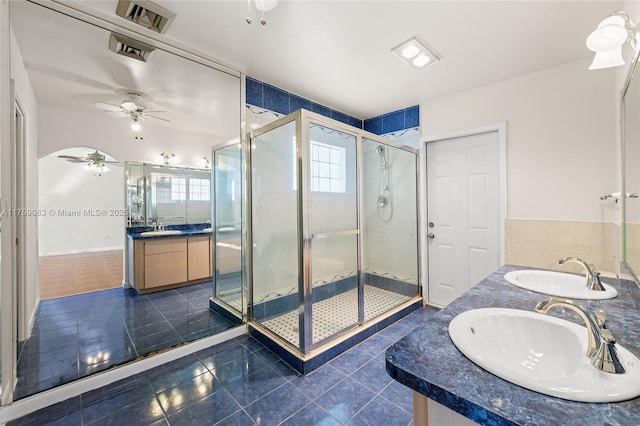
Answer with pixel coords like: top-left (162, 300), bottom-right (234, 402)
top-left (211, 139), bottom-right (247, 322)
top-left (247, 109), bottom-right (422, 356)
top-left (299, 112), bottom-right (364, 353)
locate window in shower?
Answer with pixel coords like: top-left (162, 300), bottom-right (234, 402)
top-left (292, 139), bottom-right (346, 193)
top-left (310, 141), bottom-right (346, 193)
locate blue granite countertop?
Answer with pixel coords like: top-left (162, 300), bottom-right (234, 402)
top-left (385, 264), bottom-right (640, 425)
top-left (127, 223), bottom-right (215, 239)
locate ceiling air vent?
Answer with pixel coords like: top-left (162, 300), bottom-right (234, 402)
top-left (115, 0), bottom-right (176, 34)
top-left (108, 33), bottom-right (156, 62)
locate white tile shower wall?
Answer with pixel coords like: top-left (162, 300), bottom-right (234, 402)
top-left (362, 143), bottom-right (419, 283)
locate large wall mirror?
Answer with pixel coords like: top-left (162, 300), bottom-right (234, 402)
top-left (622, 44), bottom-right (640, 284)
top-left (9, 1), bottom-right (241, 400)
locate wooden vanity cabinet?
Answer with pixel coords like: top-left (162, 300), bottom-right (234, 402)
top-left (188, 235), bottom-right (211, 280)
top-left (131, 234), bottom-right (213, 292)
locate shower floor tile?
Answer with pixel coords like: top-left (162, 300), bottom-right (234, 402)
top-left (262, 285), bottom-right (412, 347)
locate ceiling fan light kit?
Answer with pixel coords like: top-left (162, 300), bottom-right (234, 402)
top-left (92, 92), bottom-right (169, 138)
top-left (58, 150), bottom-right (120, 176)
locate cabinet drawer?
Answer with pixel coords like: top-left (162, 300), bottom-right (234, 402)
top-left (144, 238), bottom-right (187, 255)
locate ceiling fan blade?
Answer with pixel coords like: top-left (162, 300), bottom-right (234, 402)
top-left (104, 161), bottom-right (122, 166)
top-left (146, 115), bottom-right (171, 122)
top-left (92, 101), bottom-right (122, 112)
top-left (103, 111), bottom-right (128, 118)
top-left (58, 155), bottom-right (88, 163)
top-left (142, 110), bottom-right (166, 113)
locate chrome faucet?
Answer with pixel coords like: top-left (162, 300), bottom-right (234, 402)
top-left (151, 221), bottom-right (158, 231)
top-left (535, 297), bottom-right (625, 374)
top-left (557, 257), bottom-right (605, 291)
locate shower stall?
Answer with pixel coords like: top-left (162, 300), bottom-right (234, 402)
top-left (246, 109), bottom-right (421, 371)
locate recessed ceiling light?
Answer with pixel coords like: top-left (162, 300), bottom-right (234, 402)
top-left (392, 36), bottom-right (440, 71)
top-left (413, 54), bottom-right (431, 67)
top-left (401, 45), bottom-right (420, 59)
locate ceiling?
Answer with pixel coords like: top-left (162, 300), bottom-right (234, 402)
top-left (11, 0), bottom-right (622, 129)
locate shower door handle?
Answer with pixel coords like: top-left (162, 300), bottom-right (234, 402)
top-left (427, 233), bottom-right (435, 240)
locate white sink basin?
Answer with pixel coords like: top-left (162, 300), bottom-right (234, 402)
top-left (504, 270), bottom-right (618, 300)
top-left (202, 227), bottom-right (212, 232)
top-left (140, 230), bottom-right (182, 237)
top-left (448, 308), bottom-right (640, 402)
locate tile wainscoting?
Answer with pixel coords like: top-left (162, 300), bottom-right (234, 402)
top-left (505, 218), bottom-right (620, 274)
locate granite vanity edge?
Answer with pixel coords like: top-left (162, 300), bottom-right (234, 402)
top-left (385, 264), bottom-right (640, 426)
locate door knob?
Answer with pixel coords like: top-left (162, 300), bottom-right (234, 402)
top-left (427, 233), bottom-right (435, 239)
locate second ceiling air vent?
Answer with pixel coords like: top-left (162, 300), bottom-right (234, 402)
top-left (115, 0), bottom-right (176, 34)
top-left (109, 33), bottom-right (156, 62)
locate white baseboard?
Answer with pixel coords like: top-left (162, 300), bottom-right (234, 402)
top-left (38, 246), bottom-right (124, 257)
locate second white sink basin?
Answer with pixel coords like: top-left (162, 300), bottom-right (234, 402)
top-left (504, 270), bottom-right (618, 300)
top-left (140, 230), bottom-right (182, 237)
top-left (448, 308), bottom-right (640, 402)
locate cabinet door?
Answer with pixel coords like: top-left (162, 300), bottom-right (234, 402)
top-left (188, 236), bottom-right (211, 280)
top-left (144, 238), bottom-right (188, 288)
top-left (145, 252), bottom-right (188, 288)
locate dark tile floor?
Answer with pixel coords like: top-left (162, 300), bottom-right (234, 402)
top-left (9, 307), bottom-right (437, 425)
top-left (15, 283), bottom-right (236, 400)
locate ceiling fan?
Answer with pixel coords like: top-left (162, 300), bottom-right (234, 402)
top-left (92, 92), bottom-right (170, 131)
top-left (58, 150), bottom-right (121, 175)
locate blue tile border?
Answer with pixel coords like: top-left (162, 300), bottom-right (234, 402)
top-left (364, 105), bottom-right (420, 135)
top-left (246, 77), bottom-right (420, 136)
top-left (246, 77), bottom-right (362, 128)
top-left (209, 298), bottom-right (243, 325)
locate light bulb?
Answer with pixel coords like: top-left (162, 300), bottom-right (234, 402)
top-left (401, 45), bottom-right (420, 59)
top-left (413, 54), bottom-right (431, 68)
top-left (131, 121), bottom-right (141, 132)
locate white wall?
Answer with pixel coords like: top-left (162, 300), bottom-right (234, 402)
top-left (38, 147), bottom-right (124, 256)
top-left (422, 58), bottom-right (618, 224)
top-left (38, 105), bottom-right (226, 167)
top-left (35, 105), bottom-right (228, 256)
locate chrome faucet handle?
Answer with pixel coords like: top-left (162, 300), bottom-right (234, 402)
top-left (535, 298), bottom-right (624, 374)
top-left (557, 257), bottom-right (606, 291)
top-left (595, 309), bottom-right (607, 328)
top-left (592, 329), bottom-right (625, 374)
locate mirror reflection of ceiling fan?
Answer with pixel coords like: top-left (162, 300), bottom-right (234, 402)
top-left (92, 92), bottom-right (170, 133)
top-left (58, 150), bottom-right (121, 175)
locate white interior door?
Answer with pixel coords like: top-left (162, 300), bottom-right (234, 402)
top-left (426, 130), bottom-right (501, 307)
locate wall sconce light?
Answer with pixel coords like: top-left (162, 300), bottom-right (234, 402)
top-left (586, 11), bottom-right (639, 70)
top-left (391, 36), bottom-right (440, 71)
top-left (160, 152), bottom-right (177, 165)
top-left (202, 156), bottom-right (211, 169)
top-left (246, 0), bottom-right (277, 25)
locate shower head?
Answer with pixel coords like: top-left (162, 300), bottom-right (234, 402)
top-left (376, 145), bottom-right (387, 168)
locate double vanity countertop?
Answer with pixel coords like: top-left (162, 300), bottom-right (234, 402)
top-left (127, 224), bottom-right (216, 240)
top-left (385, 264), bottom-right (640, 425)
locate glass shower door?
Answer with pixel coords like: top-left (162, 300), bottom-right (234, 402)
top-left (307, 123), bottom-right (360, 347)
top-left (250, 119), bottom-right (302, 351)
top-left (213, 143), bottom-right (244, 318)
